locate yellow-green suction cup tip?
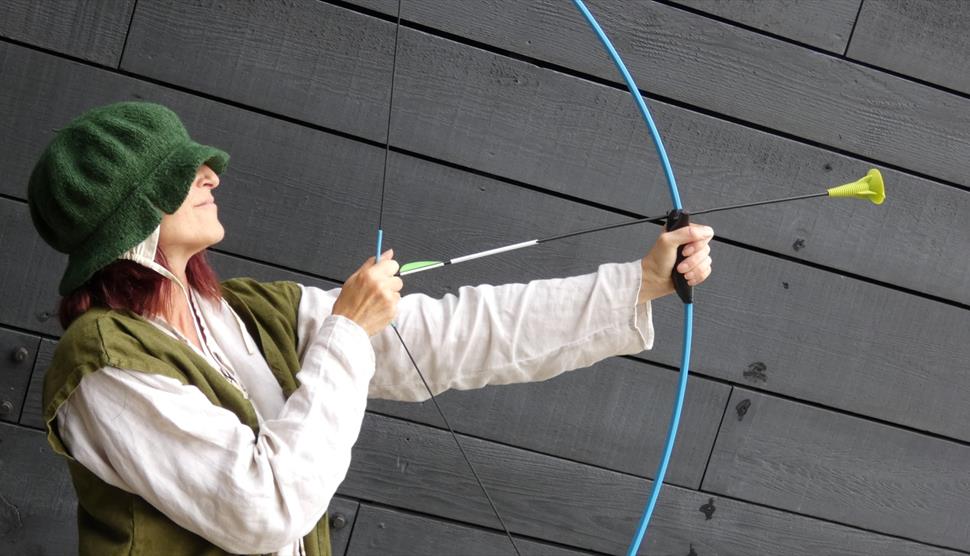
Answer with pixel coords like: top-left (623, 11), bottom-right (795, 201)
top-left (827, 169), bottom-right (885, 205)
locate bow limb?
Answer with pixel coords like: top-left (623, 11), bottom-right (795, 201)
top-left (570, 2), bottom-right (694, 554)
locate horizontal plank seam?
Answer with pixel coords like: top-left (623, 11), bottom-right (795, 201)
top-left (4, 15), bottom-right (970, 200)
top-left (345, 499), bottom-right (613, 555)
top-left (363, 408), bottom-right (697, 488)
top-left (319, 0), bottom-right (970, 195)
top-left (7, 171), bottom-right (969, 314)
top-left (630, 355), bottom-right (970, 453)
top-left (698, 486), bottom-right (970, 555)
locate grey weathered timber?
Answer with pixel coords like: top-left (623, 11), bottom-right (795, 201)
top-left (342, 412), bottom-right (965, 555)
top-left (672, 0), bottom-right (861, 53)
top-left (0, 199), bottom-right (64, 338)
top-left (849, 0), bottom-right (970, 95)
top-left (0, 42), bottom-right (385, 278)
top-left (327, 497), bottom-right (360, 556)
top-left (343, 0), bottom-right (970, 189)
top-left (19, 339), bottom-right (53, 431)
top-left (121, 0), bottom-right (394, 143)
top-left (0, 328), bottom-right (39, 426)
top-left (370, 356), bottom-right (730, 489)
top-left (207, 251), bottom-right (339, 292)
top-left (7, 38), bottom-right (970, 305)
top-left (704, 389), bottom-right (970, 552)
top-left (383, 28), bottom-right (970, 303)
top-left (0, 422), bottom-right (359, 556)
top-left (0, 0), bottom-right (134, 66)
top-left (0, 422), bottom-right (77, 554)
top-left (346, 504), bottom-right (596, 556)
top-left (7, 137), bottom-right (970, 447)
top-left (0, 328), bottom-right (40, 423)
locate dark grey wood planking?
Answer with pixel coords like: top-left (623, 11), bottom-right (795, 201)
top-left (382, 27), bottom-right (970, 303)
top-left (704, 388), bottom-right (970, 551)
top-left (121, 0), bottom-right (394, 143)
top-left (0, 198), bottom-right (64, 338)
top-left (672, 0), bottom-right (861, 53)
top-left (369, 356), bottom-right (731, 489)
top-left (345, 0), bottom-right (970, 189)
top-left (346, 504), bottom-right (596, 556)
top-left (0, 422), bottom-right (77, 554)
top-left (327, 497), bottom-right (360, 556)
top-left (0, 328), bottom-right (39, 426)
top-left (0, 41), bottom-right (385, 278)
top-left (7, 134), bottom-right (970, 447)
top-left (342, 412), bottom-right (964, 555)
top-left (848, 0), bottom-right (970, 95)
top-left (19, 339), bottom-right (54, 431)
top-left (7, 36), bottom-right (970, 305)
top-left (0, 420), bottom-right (360, 556)
top-left (0, 0), bottom-right (134, 66)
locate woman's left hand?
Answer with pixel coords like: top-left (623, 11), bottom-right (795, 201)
top-left (639, 223), bottom-right (714, 303)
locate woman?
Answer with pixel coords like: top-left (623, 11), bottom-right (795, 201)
top-left (29, 102), bottom-right (713, 555)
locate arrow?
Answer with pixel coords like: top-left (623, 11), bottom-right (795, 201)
top-left (399, 169), bottom-right (885, 276)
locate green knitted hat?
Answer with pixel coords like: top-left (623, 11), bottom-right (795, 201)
top-left (27, 102), bottom-right (230, 295)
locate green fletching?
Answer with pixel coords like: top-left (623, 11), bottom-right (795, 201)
top-left (399, 260), bottom-right (444, 274)
top-left (827, 169), bottom-right (885, 205)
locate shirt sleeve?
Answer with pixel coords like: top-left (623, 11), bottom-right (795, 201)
top-left (296, 260), bottom-right (653, 402)
top-left (57, 314), bottom-right (374, 554)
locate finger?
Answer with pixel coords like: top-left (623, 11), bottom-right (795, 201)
top-left (380, 248), bottom-right (395, 261)
top-left (684, 256), bottom-right (712, 285)
top-left (663, 224), bottom-right (714, 247)
top-left (375, 258), bottom-right (400, 276)
top-left (677, 244), bottom-right (711, 273)
top-left (389, 276), bottom-right (404, 292)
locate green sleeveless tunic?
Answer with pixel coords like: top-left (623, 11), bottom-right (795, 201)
top-left (42, 278), bottom-right (332, 555)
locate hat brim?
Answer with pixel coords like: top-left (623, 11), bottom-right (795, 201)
top-left (58, 141), bottom-right (230, 295)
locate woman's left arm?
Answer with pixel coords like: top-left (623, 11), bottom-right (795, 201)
top-left (297, 224), bottom-right (713, 402)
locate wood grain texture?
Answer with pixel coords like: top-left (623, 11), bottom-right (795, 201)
top-left (849, 0), bottom-right (970, 94)
top-left (0, 198), bottom-right (65, 338)
top-left (0, 329), bottom-right (39, 426)
top-left (6, 38), bottom-right (970, 305)
top-left (0, 421), bottom-right (359, 556)
top-left (673, 0), bottom-right (861, 53)
top-left (0, 41), bottom-right (384, 279)
top-left (327, 497), bottom-right (360, 556)
top-left (346, 504), bottom-right (595, 556)
top-left (0, 0), bottom-right (134, 66)
top-left (7, 134), bottom-right (970, 446)
top-left (0, 422), bottom-right (77, 554)
top-left (342, 412), bottom-right (964, 555)
top-left (386, 29), bottom-right (969, 303)
top-left (121, 0), bottom-right (394, 142)
top-left (370, 356), bottom-right (731, 489)
top-left (345, 0), bottom-right (970, 188)
top-left (704, 389), bottom-right (970, 551)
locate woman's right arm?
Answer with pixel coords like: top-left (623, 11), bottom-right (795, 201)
top-left (58, 313), bottom-right (374, 554)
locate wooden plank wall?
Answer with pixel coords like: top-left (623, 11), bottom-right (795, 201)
top-left (1, 1), bottom-right (968, 554)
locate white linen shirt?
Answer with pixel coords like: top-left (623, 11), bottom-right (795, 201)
top-left (57, 261), bottom-right (654, 554)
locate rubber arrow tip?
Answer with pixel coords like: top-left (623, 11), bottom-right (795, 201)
top-left (827, 169), bottom-right (885, 205)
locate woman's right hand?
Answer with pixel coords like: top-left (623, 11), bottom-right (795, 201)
top-left (332, 250), bottom-right (403, 336)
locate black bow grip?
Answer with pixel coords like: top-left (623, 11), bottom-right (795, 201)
top-left (665, 209), bottom-right (693, 304)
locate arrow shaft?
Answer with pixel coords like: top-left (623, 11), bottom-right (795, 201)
top-left (401, 190), bottom-right (830, 276)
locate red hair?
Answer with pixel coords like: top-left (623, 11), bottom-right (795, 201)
top-left (59, 249), bottom-right (221, 329)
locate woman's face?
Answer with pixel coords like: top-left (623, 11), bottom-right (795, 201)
top-left (158, 164), bottom-right (225, 260)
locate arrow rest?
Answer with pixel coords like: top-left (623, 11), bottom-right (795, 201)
top-left (665, 209), bottom-right (694, 304)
